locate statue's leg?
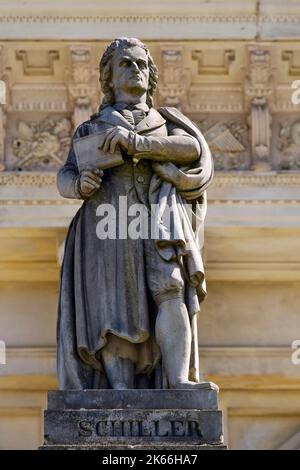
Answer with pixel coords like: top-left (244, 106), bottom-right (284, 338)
top-left (101, 354), bottom-right (135, 389)
top-left (100, 334), bottom-right (136, 389)
top-left (155, 297), bottom-right (191, 387)
top-left (155, 298), bottom-right (218, 391)
top-left (145, 238), bottom-right (217, 390)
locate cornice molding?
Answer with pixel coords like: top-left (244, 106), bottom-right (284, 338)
top-left (1, 347), bottom-right (297, 390)
top-left (0, 172), bottom-right (56, 186)
top-left (213, 172), bottom-right (300, 187)
top-left (0, 14), bottom-right (257, 24)
top-left (11, 102), bottom-right (68, 112)
top-left (0, 14), bottom-right (300, 25)
top-left (6, 347), bottom-right (56, 359)
top-left (1, 171), bottom-right (300, 189)
top-left (186, 103), bottom-right (243, 113)
top-left (261, 15), bottom-right (300, 24)
top-left (0, 199), bottom-right (80, 205)
top-left (4, 345), bottom-right (292, 359)
top-left (209, 200), bottom-right (300, 205)
top-left (1, 7), bottom-right (300, 40)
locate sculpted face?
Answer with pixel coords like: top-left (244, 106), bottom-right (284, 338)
top-left (111, 45), bottom-right (149, 101)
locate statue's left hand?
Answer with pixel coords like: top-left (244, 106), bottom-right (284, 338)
top-left (99, 126), bottom-right (130, 153)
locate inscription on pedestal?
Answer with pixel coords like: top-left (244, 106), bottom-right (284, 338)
top-left (41, 390), bottom-right (226, 450)
top-left (44, 408), bottom-right (222, 446)
top-left (78, 419), bottom-right (203, 438)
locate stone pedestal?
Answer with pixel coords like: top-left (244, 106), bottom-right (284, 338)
top-left (41, 386), bottom-right (226, 450)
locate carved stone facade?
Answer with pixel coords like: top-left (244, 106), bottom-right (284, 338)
top-left (1, 38), bottom-right (300, 172)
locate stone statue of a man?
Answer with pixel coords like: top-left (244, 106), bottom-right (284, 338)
top-left (57, 38), bottom-right (215, 390)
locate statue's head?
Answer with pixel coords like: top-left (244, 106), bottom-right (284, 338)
top-left (99, 37), bottom-right (158, 108)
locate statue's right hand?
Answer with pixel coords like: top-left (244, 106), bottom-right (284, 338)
top-left (79, 167), bottom-right (103, 198)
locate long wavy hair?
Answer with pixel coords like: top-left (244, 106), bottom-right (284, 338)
top-left (99, 37), bottom-right (158, 110)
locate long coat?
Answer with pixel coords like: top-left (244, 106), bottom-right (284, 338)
top-left (56, 105), bottom-right (213, 389)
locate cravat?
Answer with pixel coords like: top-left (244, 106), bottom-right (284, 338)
top-left (119, 107), bottom-right (146, 126)
top-left (119, 108), bottom-right (135, 126)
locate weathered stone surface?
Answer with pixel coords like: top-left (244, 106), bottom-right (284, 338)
top-left (41, 444), bottom-right (227, 450)
top-left (42, 387), bottom-right (226, 450)
top-left (44, 408), bottom-right (223, 446)
top-left (48, 388), bottom-right (218, 411)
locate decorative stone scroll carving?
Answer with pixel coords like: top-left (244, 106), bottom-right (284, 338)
top-left (67, 45), bottom-right (99, 130)
top-left (157, 46), bottom-right (191, 109)
top-left (244, 45), bottom-right (274, 171)
top-left (12, 117), bottom-right (71, 170)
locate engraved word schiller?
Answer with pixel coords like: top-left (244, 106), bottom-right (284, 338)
top-left (78, 419), bottom-right (203, 439)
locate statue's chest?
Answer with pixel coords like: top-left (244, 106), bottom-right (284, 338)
top-left (138, 122), bottom-right (168, 137)
top-left (90, 120), bottom-right (168, 138)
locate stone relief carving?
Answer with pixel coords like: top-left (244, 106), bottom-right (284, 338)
top-left (67, 45), bottom-right (99, 129)
top-left (12, 117), bottom-right (71, 170)
top-left (157, 47), bottom-right (191, 109)
top-left (244, 45), bottom-right (274, 171)
top-left (195, 118), bottom-right (249, 170)
top-left (276, 119), bottom-right (300, 170)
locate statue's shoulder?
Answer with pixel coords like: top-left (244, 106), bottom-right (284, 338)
top-left (158, 106), bottom-right (202, 137)
top-left (90, 111), bottom-right (100, 121)
top-left (73, 119), bottom-right (95, 139)
top-left (74, 109), bottom-right (109, 139)
top-left (90, 105), bottom-right (113, 122)
top-left (158, 106), bottom-right (189, 122)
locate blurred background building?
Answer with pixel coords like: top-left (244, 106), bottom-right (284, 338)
top-left (0, 0), bottom-right (300, 450)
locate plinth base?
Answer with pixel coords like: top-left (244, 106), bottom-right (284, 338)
top-left (41, 387), bottom-right (226, 450)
